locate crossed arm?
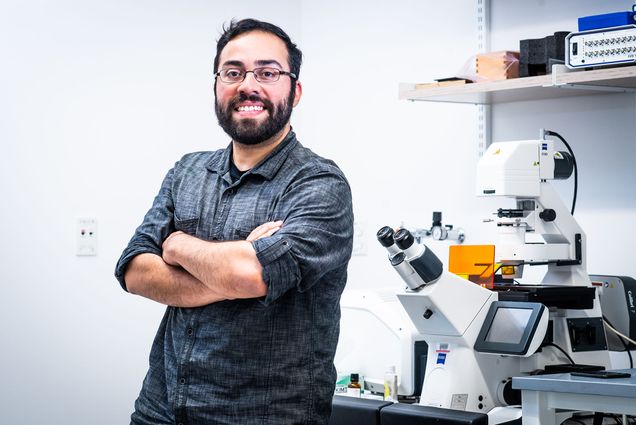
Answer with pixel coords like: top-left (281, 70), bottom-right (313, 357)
top-left (124, 221), bottom-right (282, 307)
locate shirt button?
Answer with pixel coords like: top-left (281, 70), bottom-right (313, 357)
top-left (187, 328), bottom-right (193, 336)
top-left (179, 378), bottom-right (186, 384)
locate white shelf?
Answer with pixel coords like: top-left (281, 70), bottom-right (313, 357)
top-left (399, 65), bottom-right (636, 105)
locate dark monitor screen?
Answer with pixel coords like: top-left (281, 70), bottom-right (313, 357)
top-left (474, 301), bottom-right (545, 355)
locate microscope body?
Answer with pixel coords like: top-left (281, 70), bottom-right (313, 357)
top-left (378, 228), bottom-right (527, 413)
top-left (477, 139), bottom-right (586, 285)
top-left (398, 273), bottom-right (519, 412)
top-left (478, 140), bottom-right (612, 369)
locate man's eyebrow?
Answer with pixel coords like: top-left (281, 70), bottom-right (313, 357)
top-left (255, 59), bottom-right (283, 68)
top-left (220, 59), bottom-right (284, 69)
top-left (220, 60), bottom-right (245, 68)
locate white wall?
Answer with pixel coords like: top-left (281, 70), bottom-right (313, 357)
top-left (0, 1), bottom-right (634, 423)
top-left (0, 1), bottom-right (301, 423)
top-left (296, 0), bottom-right (482, 290)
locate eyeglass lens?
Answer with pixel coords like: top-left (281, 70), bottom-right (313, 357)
top-left (219, 67), bottom-right (282, 83)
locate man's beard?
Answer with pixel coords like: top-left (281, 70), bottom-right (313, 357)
top-left (215, 90), bottom-right (294, 146)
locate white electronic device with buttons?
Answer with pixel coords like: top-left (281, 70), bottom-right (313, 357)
top-left (566, 25), bottom-right (636, 68)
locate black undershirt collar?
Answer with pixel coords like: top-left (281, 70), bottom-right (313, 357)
top-left (229, 160), bottom-right (248, 183)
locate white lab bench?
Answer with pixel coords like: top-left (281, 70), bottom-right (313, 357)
top-left (512, 369), bottom-right (636, 425)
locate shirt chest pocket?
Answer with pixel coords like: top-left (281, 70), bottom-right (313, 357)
top-left (233, 228), bottom-right (253, 241)
top-left (175, 216), bottom-right (199, 235)
top-left (174, 203), bottom-right (201, 236)
top-left (225, 197), bottom-right (274, 241)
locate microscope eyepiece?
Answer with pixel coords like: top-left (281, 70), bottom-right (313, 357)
top-left (377, 226), bottom-right (395, 247)
top-left (390, 252), bottom-right (406, 266)
top-left (393, 228), bottom-right (415, 250)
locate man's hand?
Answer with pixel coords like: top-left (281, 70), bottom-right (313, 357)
top-left (246, 220), bottom-right (283, 242)
top-left (162, 230), bottom-right (188, 266)
top-left (162, 220), bottom-right (282, 264)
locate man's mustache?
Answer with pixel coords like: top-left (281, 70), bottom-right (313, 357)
top-left (229, 93), bottom-right (274, 111)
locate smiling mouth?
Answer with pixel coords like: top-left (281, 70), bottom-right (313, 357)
top-left (236, 105), bottom-right (264, 112)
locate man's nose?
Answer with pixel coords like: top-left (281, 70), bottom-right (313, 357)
top-left (237, 71), bottom-right (260, 93)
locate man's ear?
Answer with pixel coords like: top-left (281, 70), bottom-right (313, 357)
top-left (292, 81), bottom-right (302, 107)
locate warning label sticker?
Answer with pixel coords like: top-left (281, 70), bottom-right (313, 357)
top-left (450, 394), bottom-right (468, 410)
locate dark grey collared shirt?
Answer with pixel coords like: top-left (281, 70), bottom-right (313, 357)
top-left (115, 131), bottom-right (354, 425)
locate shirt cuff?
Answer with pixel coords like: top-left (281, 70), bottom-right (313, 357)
top-left (114, 242), bottom-right (162, 291)
top-left (252, 236), bottom-right (301, 306)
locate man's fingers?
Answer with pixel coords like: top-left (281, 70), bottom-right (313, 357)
top-left (247, 226), bottom-right (281, 241)
top-left (246, 220), bottom-right (283, 242)
top-left (251, 222), bottom-right (276, 235)
top-left (246, 222), bottom-right (281, 241)
top-left (261, 226), bottom-right (281, 238)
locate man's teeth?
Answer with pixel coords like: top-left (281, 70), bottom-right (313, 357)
top-left (237, 105), bottom-right (264, 112)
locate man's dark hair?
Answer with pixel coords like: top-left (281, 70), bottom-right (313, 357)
top-left (214, 18), bottom-right (303, 79)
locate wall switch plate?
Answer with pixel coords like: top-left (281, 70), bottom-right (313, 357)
top-left (76, 217), bottom-right (98, 256)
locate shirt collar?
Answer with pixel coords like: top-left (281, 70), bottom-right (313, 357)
top-left (206, 129), bottom-right (298, 181)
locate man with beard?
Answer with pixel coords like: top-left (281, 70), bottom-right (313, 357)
top-left (114, 18), bottom-right (353, 425)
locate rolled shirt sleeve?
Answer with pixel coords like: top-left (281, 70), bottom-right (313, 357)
top-left (114, 166), bottom-right (176, 291)
top-left (251, 168), bottom-right (354, 306)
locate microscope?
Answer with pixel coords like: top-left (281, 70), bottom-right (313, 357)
top-left (377, 224), bottom-right (547, 421)
top-left (476, 137), bottom-right (611, 370)
top-left (377, 135), bottom-right (614, 422)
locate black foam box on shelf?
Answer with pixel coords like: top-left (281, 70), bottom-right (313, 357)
top-left (380, 403), bottom-right (488, 425)
top-left (519, 31), bottom-right (569, 77)
top-left (328, 396), bottom-right (392, 425)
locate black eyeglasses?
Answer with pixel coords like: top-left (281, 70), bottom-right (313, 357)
top-left (215, 67), bottom-right (297, 84)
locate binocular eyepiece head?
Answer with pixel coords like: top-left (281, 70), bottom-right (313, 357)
top-left (376, 226), bottom-right (415, 250)
top-left (376, 226), bottom-right (395, 247)
top-left (393, 228), bottom-right (415, 250)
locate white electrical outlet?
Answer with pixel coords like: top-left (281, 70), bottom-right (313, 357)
top-left (76, 217), bottom-right (98, 256)
top-left (352, 220), bottom-right (367, 256)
